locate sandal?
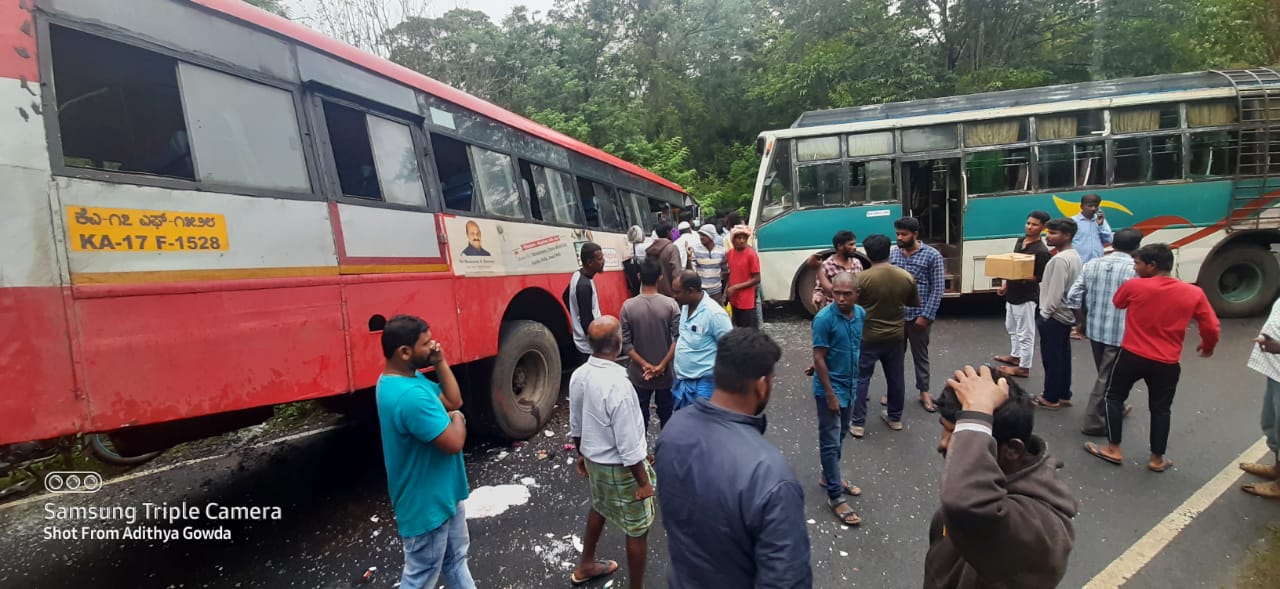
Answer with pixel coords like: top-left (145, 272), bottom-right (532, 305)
top-left (818, 479), bottom-right (862, 496)
top-left (995, 366), bottom-right (1029, 378)
top-left (1148, 458), bottom-right (1173, 473)
top-left (1084, 442), bottom-right (1123, 465)
top-left (571, 560), bottom-right (618, 585)
top-left (993, 355), bottom-right (1019, 366)
top-left (828, 497), bottom-right (862, 526)
top-left (1034, 396), bottom-right (1064, 410)
top-left (1242, 480), bottom-right (1280, 499)
top-left (919, 396), bottom-right (937, 413)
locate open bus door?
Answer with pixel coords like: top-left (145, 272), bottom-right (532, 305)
top-left (900, 156), bottom-right (964, 293)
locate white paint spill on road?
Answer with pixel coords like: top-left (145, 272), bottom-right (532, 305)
top-left (463, 484), bottom-right (531, 519)
top-left (520, 477), bottom-right (538, 487)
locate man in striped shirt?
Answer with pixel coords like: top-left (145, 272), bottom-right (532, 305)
top-left (1065, 228), bottom-right (1141, 436)
top-left (691, 224), bottom-right (728, 304)
top-left (1242, 297), bottom-right (1280, 499)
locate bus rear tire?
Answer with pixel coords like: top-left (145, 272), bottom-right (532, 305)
top-left (1200, 245), bottom-right (1280, 318)
top-left (89, 433), bottom-right (162, 466)
top-left (487, 320), bottom-right (562, 439)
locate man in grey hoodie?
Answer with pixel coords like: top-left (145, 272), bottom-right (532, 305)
top-left (925, 365), bottom-right (1078, 589)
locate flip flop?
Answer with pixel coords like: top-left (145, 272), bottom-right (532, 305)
top-left (571, 560), bottom-right (618, 585)
top-left (1242, 481), bottom-right (1280, 499)
top-left (1148, 458), bottom-right (1173, 473)
top-left (919, 397), bottom-right (938, 413)
top-left (1084, 442), bottom-right (1122, 465)
top-left (993, 355), bottom-right (1019, 366)
top-left (1034, 396), bottom-right (1064, 410)
top-left (818, 479), bottom-right (862, 496)
top-left (995, 366), bottom-right (1029, 378)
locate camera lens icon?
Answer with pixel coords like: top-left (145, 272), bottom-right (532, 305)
top-left (45, 471), bottom-right (103, 494)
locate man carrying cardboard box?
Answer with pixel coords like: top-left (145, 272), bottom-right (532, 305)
top-left (994, 211), bottom-right (1052, 378)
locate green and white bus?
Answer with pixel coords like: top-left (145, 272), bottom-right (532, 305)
top-left (748, 69), bottom-right (1280, 317)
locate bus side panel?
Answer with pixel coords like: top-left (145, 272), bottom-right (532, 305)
top-left (74, 285), bottom-right (348, 431)
top-left (343, 276), bottom-right (462, 391)
top-left (0, 287), bottom-right (84, 445)
top-left (0, 1), bottom-right (37, 82)
top-left (454, 274), bottom-right (566, 360)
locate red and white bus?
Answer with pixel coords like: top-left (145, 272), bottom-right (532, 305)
top-left (0, 0), bottom-right (687, 458)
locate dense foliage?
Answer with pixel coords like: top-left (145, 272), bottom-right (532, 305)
top-left (269, 0), bottom-right (1280, 216)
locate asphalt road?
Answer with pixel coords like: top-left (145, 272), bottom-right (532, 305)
top-left (1, 296), bottom-right (1277, 589)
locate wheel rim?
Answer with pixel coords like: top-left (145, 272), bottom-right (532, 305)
top-left (1219, 260), bottom-right (1265, 304)
top-left (511, 349), bottom-right (549, 408)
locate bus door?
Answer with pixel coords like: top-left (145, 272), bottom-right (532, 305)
top-left (899, 156), bottom-right (964, 292)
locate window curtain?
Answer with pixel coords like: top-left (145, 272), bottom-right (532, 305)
top-left (965, 120), bottom-right (1021, 147)
top-left (797, 136), bottom-right (840, 161)
top-left (1187, 102), bottom-right (1237, 127)
top-left (848, 132), bottom-right (893, 157)
top-left (1036, 116), bottom-right (1078, 140)
top-left (1112, 108), bottom-right (1161, 134)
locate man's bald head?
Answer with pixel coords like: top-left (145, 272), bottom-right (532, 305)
top-left (588, 316), bottom-right (622, 357)
top-left (832, 272), bottom-right (859, 290)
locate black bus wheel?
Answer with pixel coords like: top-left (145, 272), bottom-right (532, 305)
top-left (487, 320), bottom-right (562, 439)
top-left (1200, 245), bottom-right (1280, 318)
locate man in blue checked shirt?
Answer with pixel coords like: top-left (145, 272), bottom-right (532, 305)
top-left (891, 217), bottom-right (946, 414)
top-left (1065, 228), bottom-right (1142, 436)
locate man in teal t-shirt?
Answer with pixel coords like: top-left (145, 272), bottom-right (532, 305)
top-left (376, 315), bottom-right (474, 589)
top-left (811, 272), bottom-right (866, 527)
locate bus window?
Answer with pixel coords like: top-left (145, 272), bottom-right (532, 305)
top-left (1112, 105), bottom-right (1179, 134)
top-left (759, 138), bottom-right (793, 222)
top-left (578, 179), bottom-right (625, 230)
top-left (365, 116), bottom-right (427, 206)
top-left (966, 148), bottom-right (1030, 195)
top-left (470, 147), bottom-right (524, 218)
top-left (849, 160), bottom-right (893, 203)
top-left (1035, 111), bottom-right (1104, 140)
top-left (964, 119), bottom-right (1027, 147)
top-left (1037, 142), bottom-right (1104, 190)
top-left (50, 26), bottom-right (193, 180)
top-left (797, 136), bottom-right (841, 161)
top-left (322, 101), bottom-right (381, 200)
top-left (847, 132), bottom-right (893, 157)
top-left (1114, 136), bottom-right (1182, 183)
top-left (1190, 131), bottom-right (1239, 177)
top-left (521, 161), bottom-right (581, 225)
top-left (1188, 101), bottom-right (1237, 127)
top-left (902, 126), bottom-right (958, 152)
top-left (178, 64), bottom-right (311, 193)
top-left (431, 134), bottom-right (475, 212)
top-left (797, 162), bottom-right (844, 208)
top-left (620, 191), bottom-right (649, 230)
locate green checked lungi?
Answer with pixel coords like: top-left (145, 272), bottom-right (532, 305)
top-left (585, 459), bottom-right (656, 538)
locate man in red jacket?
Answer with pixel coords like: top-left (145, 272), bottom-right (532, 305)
top-left (1084, 243), bottom-right (1221, 473)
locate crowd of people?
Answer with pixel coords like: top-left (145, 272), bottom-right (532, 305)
top-left (365, 198), bottom-right (1280, 589)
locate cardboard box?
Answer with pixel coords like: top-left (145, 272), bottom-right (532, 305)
top-left (984, 253), bottom-right (1036, 280)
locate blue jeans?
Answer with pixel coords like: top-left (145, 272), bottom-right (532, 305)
top-left (400, 502), bottom-right (476, 589)
top-left (673, 376), bottom-right (715, 410)
top-left (815, 395), bottom-right (854, 499)
top-left (852, 340), bottom-right (906, 425)
top-left (1038, 316), bottom-right (1073, 403)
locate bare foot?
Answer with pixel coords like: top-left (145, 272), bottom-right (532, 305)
top-left (1239, 462), bottom-right (1280, 480)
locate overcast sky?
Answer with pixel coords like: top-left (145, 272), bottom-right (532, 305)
top-left (282, 0), bottom-right (559, 25)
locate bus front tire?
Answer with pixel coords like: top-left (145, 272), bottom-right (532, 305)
top-left (1200, 245), bottom-right (1280, 318)
top-left (487, 320), bottom-right (562, 440)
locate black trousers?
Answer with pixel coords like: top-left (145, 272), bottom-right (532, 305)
top-left (1105, 349), bottom-right (1181, 456)
top-left (636, 387), bottom-right (674, 431)
top-left (732, 306), bottom-right (759, 329)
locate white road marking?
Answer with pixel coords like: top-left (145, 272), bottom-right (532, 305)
top-left (1083, 436), bottom-right (1271, 589)
top-left (0, 424), bottom-right (345, 511)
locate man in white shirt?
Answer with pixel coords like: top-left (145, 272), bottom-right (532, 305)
top-left (568, 316), bottom-right (656, 588)
top-left (1242, 298), bottom-right (1280, 499)
top-left (675, 221), bottom-right (698, 269)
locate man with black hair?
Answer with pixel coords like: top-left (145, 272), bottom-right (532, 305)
top-left (927, 365), bottom-right (1078, 589)
top-left (891, 216), bottom-right (945, 413)
top-left (851, 234), bottom-right (919, 436)
top-left (645, 222), bottom-right (681, 296)
top-left (621, 259), bottom-right (680, 430)
top-left (994, 211), bottom-right (1052, 378)
top-left (1085, 243), bottom-right (1220, 473)
top-left (1066, 227), bottom-right (1143, 435)
top-left (813, 229), bottom-right (863, 310)
top-left (1072, 193), bottom-right (1113, 265)
top-left (812, 272), bottom-right (866, 527)
top-left (376, 315), bottom-right (475, 589)
top-left (670, 270), bottom-right (733, 410)
top-left (569, 316), bottom-right (655, 588)
top-left (656, 328), bottom-right (812, 588)
top-left (566, 243), bottom-right (606, 363)
top-left (1035, 218), bottom-right (1082, 410)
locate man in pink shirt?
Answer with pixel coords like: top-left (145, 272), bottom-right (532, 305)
top-left (1084, 243), bottom-right (1220, 473)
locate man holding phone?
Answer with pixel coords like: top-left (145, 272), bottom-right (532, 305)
top-left (1241, 299), bottom-right (1280, 499)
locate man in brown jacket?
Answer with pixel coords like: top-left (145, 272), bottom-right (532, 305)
top-left (645, 222), bottom-right (682, 297)
top-left (926, 365), bottom-right (1078, 589)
